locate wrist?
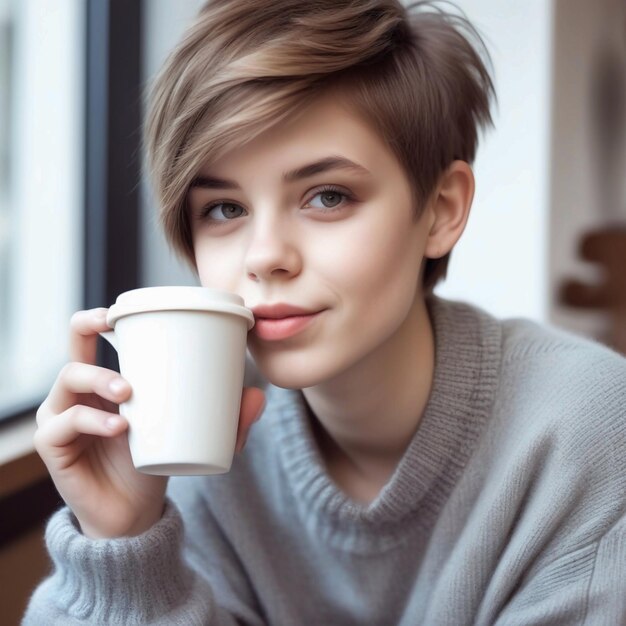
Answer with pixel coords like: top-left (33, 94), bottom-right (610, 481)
top-left (124, 502), bottom-right (167, 537)
top-left (79, 501), bottom-right (166, 539)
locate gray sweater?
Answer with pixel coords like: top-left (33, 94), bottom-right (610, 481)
top-left (23, 296), bottom-right (626, 625)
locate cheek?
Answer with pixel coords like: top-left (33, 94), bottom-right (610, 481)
top-left (319, 216), bottom-right (426, 357)
top-left (318, 214), bottom-right (424, 302)
top-left (194, 242), bottom-right (242, 292)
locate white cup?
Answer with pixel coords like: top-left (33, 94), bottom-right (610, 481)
top-left (99, 286), bottom-right (254, 476)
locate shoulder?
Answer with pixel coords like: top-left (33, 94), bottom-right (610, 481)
top-left (432, 296), bottom-right (626, 432)
top-left (494, 315), bottom-right (626, 476)
top-left (499, 315), bottom-right (626, 402)
top-left (501, 315), bottom-right (625, 366)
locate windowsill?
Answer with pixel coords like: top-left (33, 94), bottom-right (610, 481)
top-left (0, 414), bottom-right (48, 500)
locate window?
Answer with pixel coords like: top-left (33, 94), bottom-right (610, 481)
top-left (0, 0), bottom-right (84, 421)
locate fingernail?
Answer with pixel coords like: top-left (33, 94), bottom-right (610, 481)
top-left (106, 416), bottom-right (121, 429)
top-left (109, 378), bottom-right (128, 394)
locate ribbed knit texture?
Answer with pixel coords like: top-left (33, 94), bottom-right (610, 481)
top-left (23, 296), bottom-right (626, 625)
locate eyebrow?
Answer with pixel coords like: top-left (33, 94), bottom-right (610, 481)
top-left (189, 156), bottom-right (371, 190)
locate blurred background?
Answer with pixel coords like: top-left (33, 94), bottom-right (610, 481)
top-left (0, 0), bottom-right (624, 622)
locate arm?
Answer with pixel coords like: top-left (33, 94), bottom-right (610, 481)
top-left (584, 516), bottom-right (626, 625)
top-left (491, 516), bottom-right (626, 626)
top-left (492, 370), bottom-right (626, 626)
top-left (22, 499), bottom-right (266, 625)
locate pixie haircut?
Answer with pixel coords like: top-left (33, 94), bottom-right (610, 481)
top-left (144, 0), bottom-right (495, 293)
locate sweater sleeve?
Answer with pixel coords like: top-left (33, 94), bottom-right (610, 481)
top-left (584, 516), bottom-right (626, 625)
top-left (21, 499), bottom-right (265, 625)
top-left (491, 516), bottom-right (626, 626)
top-left (490, 355), bottom-right (626, 626)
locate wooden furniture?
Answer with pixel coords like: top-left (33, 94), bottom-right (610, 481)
top-left (559, 226), bottom-right (626, 355)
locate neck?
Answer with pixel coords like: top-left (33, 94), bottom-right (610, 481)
top-left (302, 295), bottom-right (435, 484)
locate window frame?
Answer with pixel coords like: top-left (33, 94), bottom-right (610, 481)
top-left (85, 0), bottom-right (142, 374)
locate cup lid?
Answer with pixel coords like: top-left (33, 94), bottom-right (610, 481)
top-left (106, 286), bottom-right (255, 329)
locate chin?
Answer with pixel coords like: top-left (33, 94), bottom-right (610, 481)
top-left (249, 348), bottom-right (338, 390)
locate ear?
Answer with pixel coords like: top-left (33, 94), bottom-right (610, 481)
top-left (423, 160), bottom-right (475, 259)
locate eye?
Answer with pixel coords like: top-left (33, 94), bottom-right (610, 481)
top-left (201, 202), bottom-right (247, 221)
top-left (305, 185), bottom-right (353, 211)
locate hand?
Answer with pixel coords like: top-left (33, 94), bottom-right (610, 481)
top-left (34, 308), bottom-right (266, 539)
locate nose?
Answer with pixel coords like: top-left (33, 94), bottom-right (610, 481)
top-left (245, 218), bottom-right (302, 282)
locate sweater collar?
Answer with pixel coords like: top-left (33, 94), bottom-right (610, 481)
top-left (268, 295), bottom-right (502, 550)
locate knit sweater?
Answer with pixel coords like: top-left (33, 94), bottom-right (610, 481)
top-left (23, 296), bottom-right (626, 625)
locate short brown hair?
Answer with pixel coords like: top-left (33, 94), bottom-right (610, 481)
top-left (143, 0), bottom-right (495, 293)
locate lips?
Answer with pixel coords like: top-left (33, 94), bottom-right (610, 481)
top-left (251, 303), bottom-right (324, 341)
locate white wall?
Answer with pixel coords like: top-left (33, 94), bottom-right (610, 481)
top-left (140, 1), bottom-right (554, 322)
top-left (434, 0), bottom-right (552, 322)
top-left (140, 0), bottom-right (204, 289)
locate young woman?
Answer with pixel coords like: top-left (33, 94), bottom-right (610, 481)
top-left (25, 1), bottom-right (626, 624)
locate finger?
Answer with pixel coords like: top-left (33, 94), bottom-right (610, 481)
top-left (235, 387), bottom-right (266, 453)
top-left (34, 404), bottom-right (128, 451)
top-left (69, 308), bottom-right (112, 364)
top-left (44, 362), bottom-right (132, 417)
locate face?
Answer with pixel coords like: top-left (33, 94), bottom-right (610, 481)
top-left (187, 95), bottom-right (434, 389)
